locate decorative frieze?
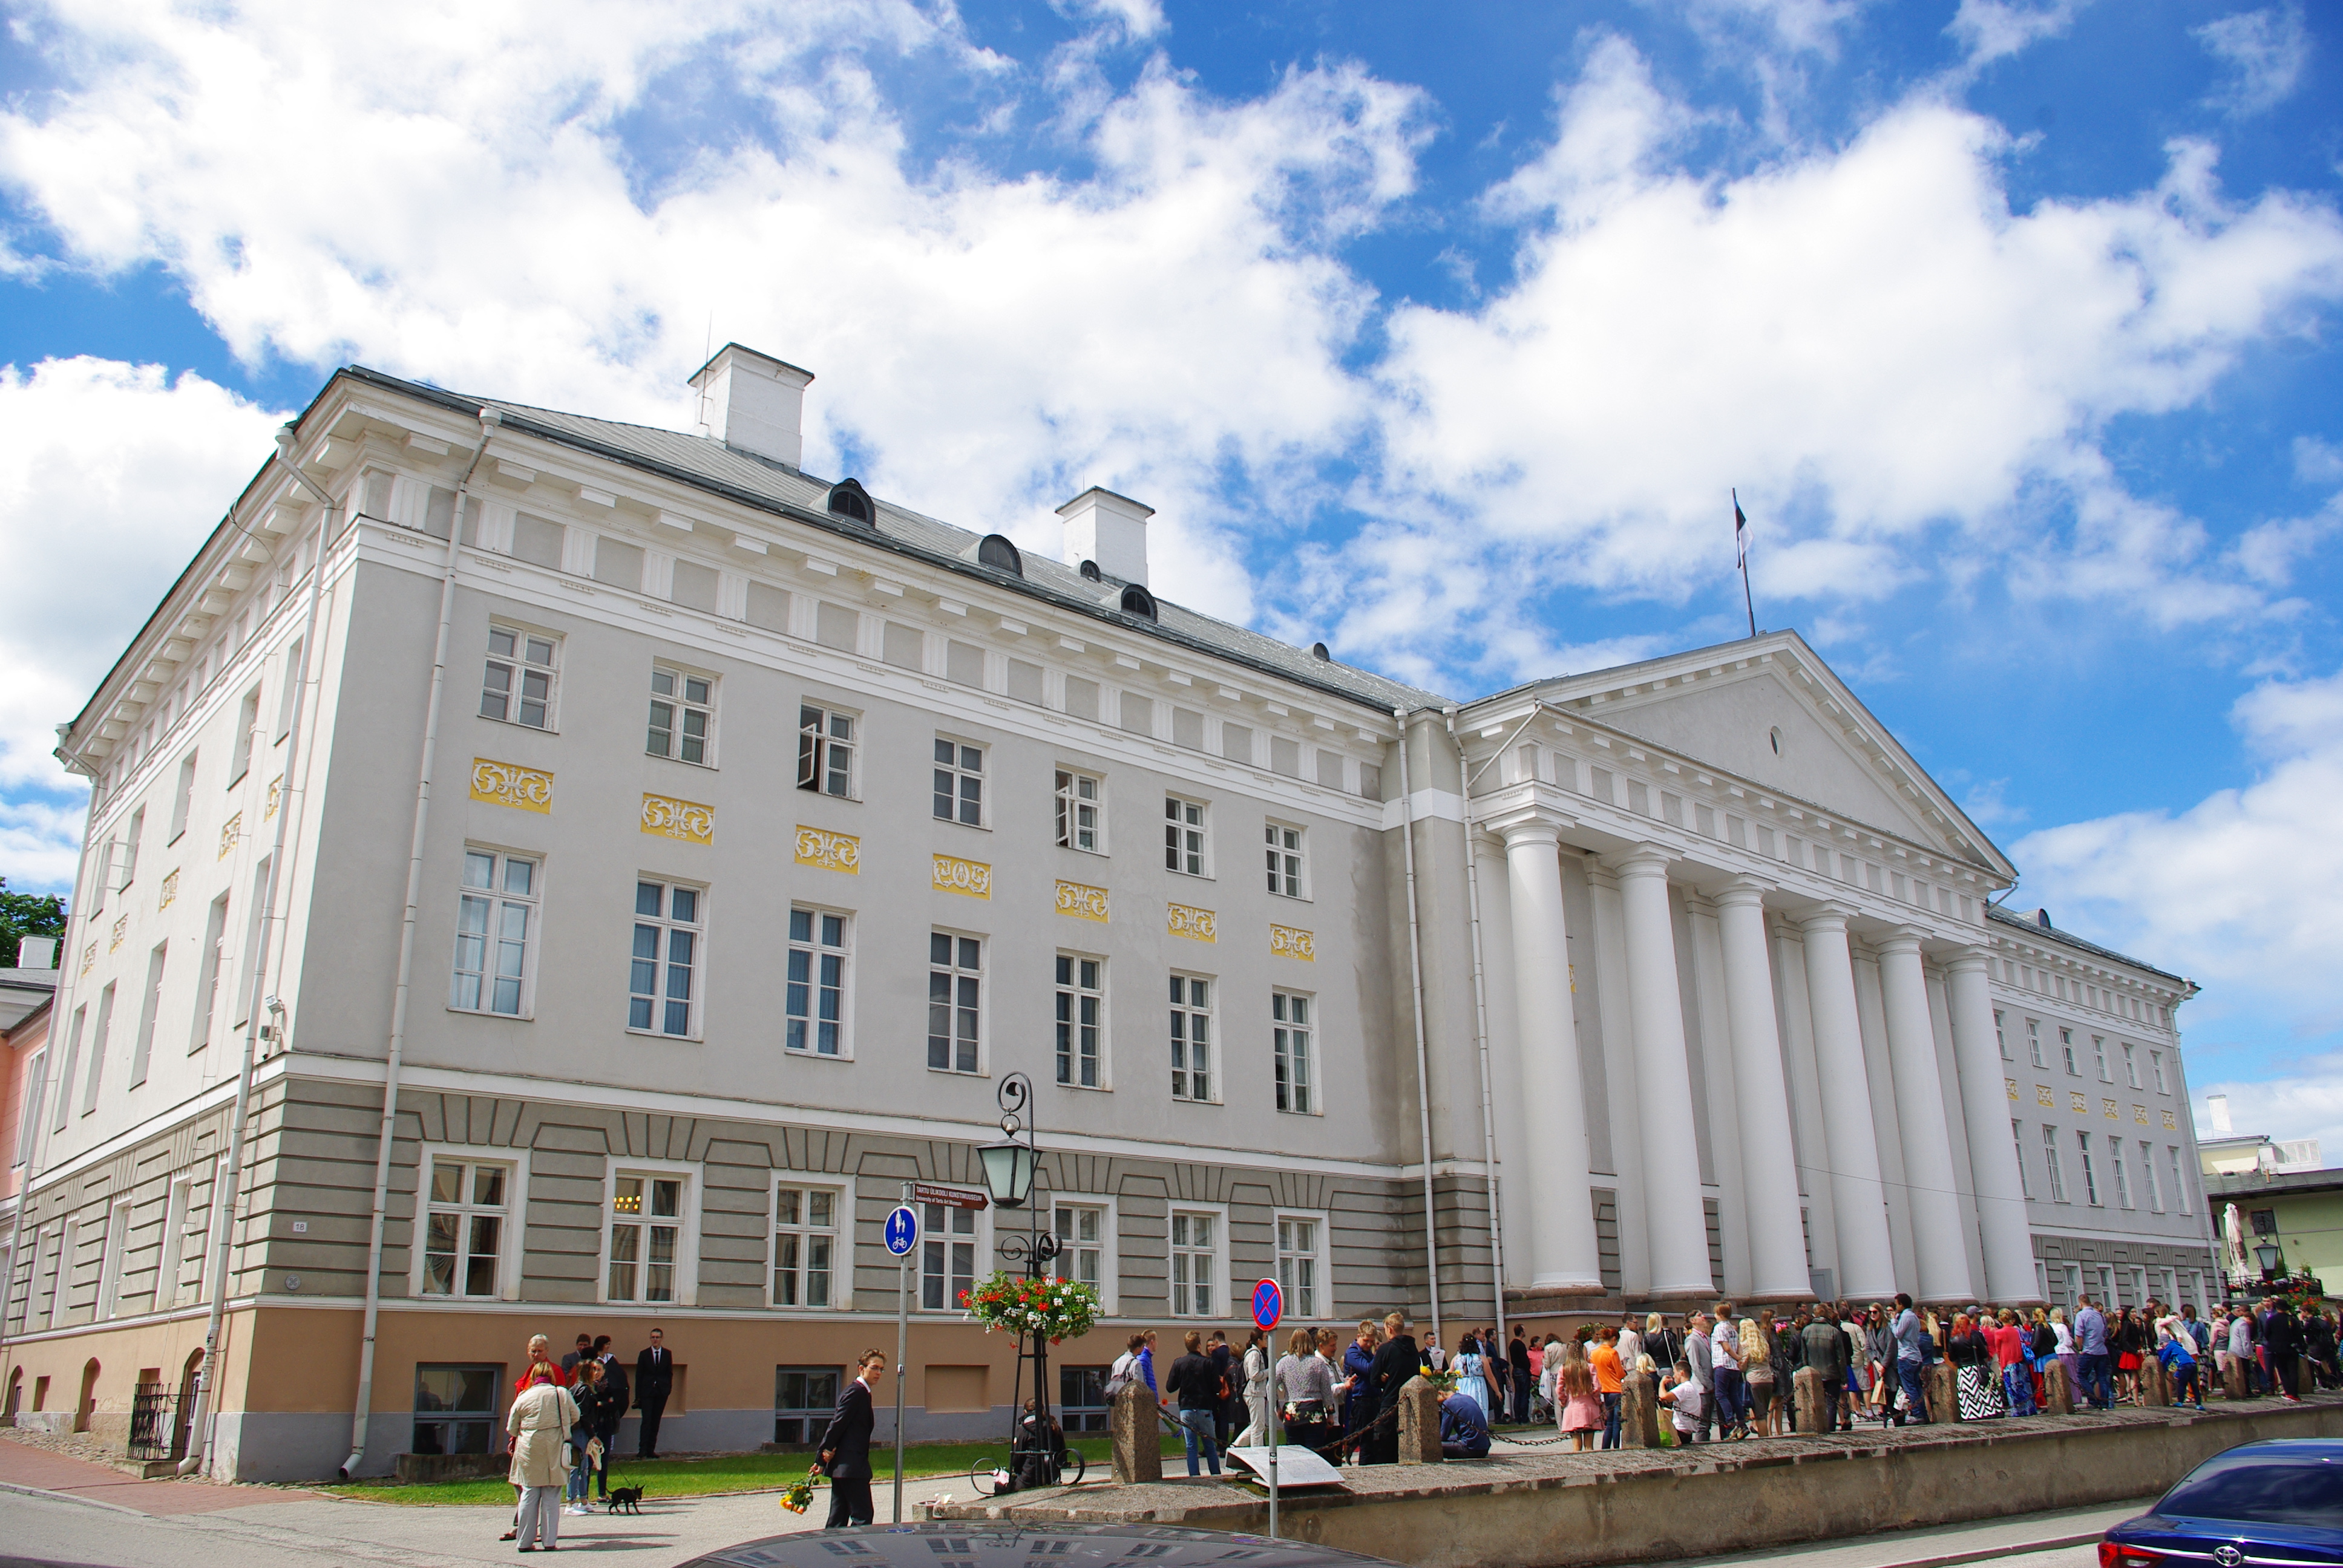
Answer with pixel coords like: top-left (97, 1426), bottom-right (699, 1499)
top-left (266, 775), bottom-right (283, 819)
top-left (159, 869), bottom-right (180, 910)
top-left (2162, 1109), bottom-right (2178, 1129)
top-left (218, 812), bottom-right (241, 860)
top-left (641, 794), bottom-right (715, 845)
top-left (2070, 1091), bottom-right (2088, 1113)
top-left (79, 942), bottom-right (95, 978)
top-left (110, 915), bottom-right (127, 953)
top-left (1055, 880), bottom-right (1109, 923)
top-left (2005, 1076), bottom-right (2017, 1101)
top-left (933, 855), bottom-right (992, 900)
top-left (795, 826), bottom-right (859, 874)
top-left (1270, 924), bottom-right (1316, 961)
top-left (2036, 1085), bottom-right (2054, 1107)
top-left (471, 758), bottom-right (553, 814)
top-left (1167, 903), bottom-right (1216, 942)
top-left (2133, 1105), bottom-right (2148, 1125)
top-left (2102, 1098), bottom-right (2119, 1120)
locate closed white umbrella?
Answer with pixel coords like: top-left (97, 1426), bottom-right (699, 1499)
top-left (2223, 1203), bottom-right (2249, 1294)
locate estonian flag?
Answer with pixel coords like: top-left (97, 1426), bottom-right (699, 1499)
top-left (1733, 489), bottom-right (1748, 565)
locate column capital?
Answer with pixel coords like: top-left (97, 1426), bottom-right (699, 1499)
top-left (1606, 844), bottom-right (1671, 880)
top-left (1873, 926), bottom-right (1928, 958)
top-left (1943, 946), bottom-right (1992, 977)
top-left (1497, 817), bottom-right (1563, 851)
top-left (1795, 902), bottom-right (1855, 935)
top-left (1711, 876), bottom-right (1770, 912)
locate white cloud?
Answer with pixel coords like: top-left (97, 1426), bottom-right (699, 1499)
top-left (2194, 1060), bottom-right (2343, 1157)
top-left (1945, 0), bottom-right (2086, 71)
top-left (2294, 434), bottom-right (2343, 484)
top-left (2194, 6), bottom-right (2310, 118)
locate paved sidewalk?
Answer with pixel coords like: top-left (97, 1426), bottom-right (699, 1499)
top-left (0, 1435), bottom-right (319, 1515)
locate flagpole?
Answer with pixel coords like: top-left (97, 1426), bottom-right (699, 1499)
top-left (1734, 488), bottom-right (1757, 638)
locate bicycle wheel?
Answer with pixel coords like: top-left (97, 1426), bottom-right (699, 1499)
top-left (1056, 1446), bottom-right (1087, 1486)
top-left (969, 1457), bottom-right (1011, 1497)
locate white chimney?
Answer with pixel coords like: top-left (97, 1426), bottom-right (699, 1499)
top-left (2207, 1093), bottom-right (2233, 1137)
top-left (689, 344), bottom-right (814, 468)
top-left (1057, 487), bottom-right (1154, 586)
top-left (16, 935), bottom-right (56, 970)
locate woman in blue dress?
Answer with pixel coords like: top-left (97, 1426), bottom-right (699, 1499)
top-left (1454, 1333), bottom-right (1490, 1419)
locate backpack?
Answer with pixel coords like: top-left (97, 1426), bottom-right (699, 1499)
top-left (1105, 1351), bottom-right (1137, 1398)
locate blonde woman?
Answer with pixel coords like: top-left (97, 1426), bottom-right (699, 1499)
top-left (1556, 1339), bottom-right (1602, 1452)
top-left (1743, 1310), bottom-right (1781, 1436)
top-left (1280, 1325), bottom-right (1336, 1452)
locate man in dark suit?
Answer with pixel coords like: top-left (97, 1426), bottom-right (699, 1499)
top-left (635, 1327), bottom-right (675, 1458)
top-left (818, 1350), bottom-right (887, 1528)
top-left (1362, 1311), bottom-right (1420, 1465)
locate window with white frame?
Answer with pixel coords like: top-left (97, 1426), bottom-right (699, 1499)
top-left (1995, 1010), bottom-right (2008, 1060)
top-left (608, 1171), bottom-right (687, 1303)
top-left (772, 1183), bottom-right (841, 1308)
top-left (277, 637), bottom-right (303, 739)
top-left (229, 686), bottom-right (260, 785)
top-left (796, 704), bottom-right (856, 797)
top-left (2141, 1142), bottom-right (2163, 1211)
top-left (422, 1156), bottom-right (514, 1298)
top-left (2169, 1146), bottom-right (2188, 1214)
top-left (2078, 1131), bottom-right (2100, 1204)
top-left (1276, 1215), bottom-right (1322, 1319)
top-left (785, 909), bottom-right (850, 1056)
top-left (647, 667), bottom-right (713, 764)
top-left (156, 1175), bottom-right (192, 1310)
top-left (1054, 1202), bottom-right (1105, 1293)
top-left (1169, 975), bottom-right (1212, 1102)
top-left (2060, 1028), bottom-right (2079, 1076)
top-left (2122, 1042), bottom-right (2140, 1088)
top-left (932, 738), bottom-right (985, 827)
top-left (1264, 822), bottom-right (1304, 899)
top-left (2013, 1120), bottom-right (2030, 1197)
top-left (1055, 954), bottom-right (1103, 1088)
top-left (629, 880), bottom-right (701, 1037)
top-left (2151, 1050), bottom-right (2169, 1094)
top-left (2092, 1035), bottom-right (2111, 1081)
top-left (1164, 796), bottom-right (1207, 877)
top-left (2027, 1018), bottom-right (2044, 1068)
top-left (2043, 1125), bottom-right (2068, 1202)
top-left (920, 1200), bottom-right (978, 1310)
top-left (2111, 1138), bottom-right (2132, 1207)
top-left (927, 932), bottom-right (981, 1073)
top-left (168, 751), bottom-right (197, 842)
top-left (1273, 991), bottom-right (1314, 1114)
top-left (453, 850), bottom-right (538, 1016)
top-left (191, 892), bottom-right (229, 1052)
top-left (1170, 1210), bottom-right (1218, 1316)
top-left (1055, 769), bottom-right (1102, 853)
top-left (481, 626), bottom-right (556, 729)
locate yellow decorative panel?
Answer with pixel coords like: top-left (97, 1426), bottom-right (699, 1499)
top-left (110, 915), bottom-right (127, 953)
top-left (265, 774), bottom-right (283, 820)
top-left (2005, 1077), bottom-right (2017, 1101)
top-left (471, 758), bottom-right (553, 814)
top-left (79, 942), bottom-right (95, 977)
top-left (641, 794), bottom-right (715, 844)
top-left (2134, 1104), bottom-right (2148, 1125)
top-left (1270, 924), bottom-right (1316, 961)
top-left (2036, 1085), bottom-right (2054, 1107)
top-left (1167, 903), bottom-right (1217, 942)
top-left (1055, 881), bottom-right (1109, 923)
top-left (2069, 1091), bottom-right (2088, 1112)
top-left (218, 811), bottom-right (242, 860)
top-left (933, 855), bottom-right (993, 900)
top-left (795, 826), bottom-right (860, 874)
top-left (159, 869), bottom-right (180, 910)
top-left (2102, 1098), bottom-right (2119, 1120)
top-left (2162, 1109), bottom-right (2178, 1129)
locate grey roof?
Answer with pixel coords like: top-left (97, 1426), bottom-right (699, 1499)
top-left (2207, 1166), bottom-right (2343, 1197)
top-left (341, 369), bottom-right (1448, 719)
top-left (1986, 903), bottom-right (2188, 987)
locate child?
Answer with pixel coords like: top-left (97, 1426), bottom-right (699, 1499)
top-left (2157, 1329), bottom-right (2203, 1411)
top-left (1659, 1359), bottom-right (1705, 1445)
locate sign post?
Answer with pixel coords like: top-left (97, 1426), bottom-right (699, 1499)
top-left (1252, 1277), bottom-right (1283, 1540)
top-left (884, 1195), bottom-right (920, 1523)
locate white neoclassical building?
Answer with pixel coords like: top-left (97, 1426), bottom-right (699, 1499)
top-left (1, 346), bottom-right (2215, 1477)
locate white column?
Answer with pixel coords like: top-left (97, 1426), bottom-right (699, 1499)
top-left (1876, 931), bottom-right (1974, 1304)
top-left (1613, 849), bottom-right (1715, 1296)
top-left (1502, 822), bottom-right (1604, 1290)
top-left (1798, 908), bottom-right (1897, 1299)
top-left (1713, 880), bottom-right (1814, 1301)
top-left (1946, 949), bottom-right (2040, 1302)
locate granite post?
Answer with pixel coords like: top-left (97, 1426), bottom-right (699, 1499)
top-left (1112, 1382), bottom-right (1163, 1484)
top-left (1621, 1373), bottom-right (1659, 1447)
top-left (2042, 1359), bottom-right (2074, 1415)
top-left (1792, 1367), bottom-right (1823, 1434)
top-left (1398, 1377), bottom-right (1444, 1463)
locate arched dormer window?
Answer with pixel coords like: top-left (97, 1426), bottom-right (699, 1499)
top-left (1119, 584), bottom-right (1158, 621)
top-left (977, 534), bottom-right (1023, 577)
top-left (826, 478), bottom-right (873, 525)
top-left (1078, 560), bottom-right (1102, 581)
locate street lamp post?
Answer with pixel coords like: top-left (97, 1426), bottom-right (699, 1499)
top-left (980, 1073), bottom-right (1060, 1491)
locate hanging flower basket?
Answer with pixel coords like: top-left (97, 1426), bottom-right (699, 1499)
top-left (958, 1272), bottom-right (1103, 1344)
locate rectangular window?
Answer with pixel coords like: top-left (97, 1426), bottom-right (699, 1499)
top-left (422, 1158), bottom-right (511, 1298)
top-left (629, 881), bottom-right (700, 1037)
top-left (2141, 1141), bottom-right (2163, 1212)
top-left (796, 704), bottom-right (855, 797)
top-left (920, 1201), bottom-right (977, 1311)
top-left (1265, 822), bottom-right (1304, 898)
top-left (1055, 769), bottom-right (1102, 853)
top-left (276, 638), bottom-right (303, 739)
top-left (413, 1364), bottom-right (502, 1456)
top-left (1054, 1203), bottom-right (1104, 1292)
top-left (2043, 1126), bottom-right (2067, 1202)
top-left (453, 850), bottom-right (537, 1016)
top-left (191, 893), bottom-right (229, 1053)
top-left (1164, 796), bottom-right (1207, 877)
top-left (1055, 954), bottom-right (1103, 1088)
top-left (2060, 1028), bottom-right (2078, 1076)
top-left (229, 686), bottom-right (260, 784)
top-left (2111, 1138), bottom-right (2132, 1207)
top-left (53, 1007), bottom-right (84, 1132)
top-left (772, 1184), bottom-right (839, 1308)
top-left (2092, 1035), bottom-right (2110, 1081)
top-left (608, 1173), bottom-right (685, 1302)
top-left (2027, 1018), bottom-right (2044, 1068)
top-left (1060, 1366), bottom-right (1110, 1434)
top-left (932, 738), bottom-right (984, 826)
top-left (2122, 1042), bottom-right (2140, 1088)
top-left (2250, 1207), bottom-right (2277, 1236)
top-left (2170, 1146), bottom-right (2188, 1215)
top-left (785, 909), bottom-right (849, 1056)
top-left (1273, 991), bottom-right (1314, 1114)
top-left (1169, 975), bottom-right (1211, 1102)
top-left (13, 1051), bottom-right (44, 1165)
top-left (647, 667), bottom-right (713, 764)
top-left (480, 626), bottom-right (556, 728)
top-left (96, 1200), bottom-right (129, 1320)
top-left (82, 984), bottom-right (115, 1115)
top-left (2078, 1131), bottom-right (2100, 1205)
top-left (1169, 1211), bottom-right (1216, 1316)
top-left (2013, 1120), bottom-right (2030, 1198)
top-left (1276, 1215), bottom-right (1320, 1319)
top-left (129, 942), bottom-right (166, 1088)
top-left (1995, 1010), bottom-right (2008, 1060)
top-left (168, 752), bottom-right (197, 842)
top-left (155, 1176), bottom-right (192, 1310)
top-left (2151, 1050), bottom-right (2169, 1094)
top-left (927, 933), bottom-right (981, 1073)
top-left (121, 806), bottom-right (145, 889)
top-left (775, 1367), bottom-right (842, 1445)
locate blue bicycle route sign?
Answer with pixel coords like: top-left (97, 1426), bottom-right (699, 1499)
top-left (884, 1206), bottom-right (920, 1256)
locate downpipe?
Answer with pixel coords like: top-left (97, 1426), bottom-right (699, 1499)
top-left (1443, 706), bottom-right (1509, 1335)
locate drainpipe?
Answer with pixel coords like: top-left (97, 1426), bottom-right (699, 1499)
top-left (1442, 707), bottom-right (1509, 1337)
top-left (179, 430), bottom-right (338, 1477)
top-left (340, 411), bottom-right (497, 1480)
top-left (1393, 708), bottom-right (1442, 1345)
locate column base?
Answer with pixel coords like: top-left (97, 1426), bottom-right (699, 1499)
top-left (1509, 1282), bottom-right (1613, 1315)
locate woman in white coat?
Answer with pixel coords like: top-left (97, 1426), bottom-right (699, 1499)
top-left (508, 1366), bottom-right (582, 1552)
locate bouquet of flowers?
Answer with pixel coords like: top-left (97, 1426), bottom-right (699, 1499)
top-left (959, 1272), bottom-right (1103, 1344)
top-left (781, 1466), bottom-right (818, 1514)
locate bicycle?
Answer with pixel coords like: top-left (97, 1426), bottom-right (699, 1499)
top-left (968, 1429), bottom-right (1087, 1496)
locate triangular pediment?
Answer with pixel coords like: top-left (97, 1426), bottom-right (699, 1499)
top-left (1533, 634), bottom-right (2011, 877)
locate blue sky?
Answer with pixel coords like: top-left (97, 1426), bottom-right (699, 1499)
top-left (1, 0), bottom-right (2339, 1145)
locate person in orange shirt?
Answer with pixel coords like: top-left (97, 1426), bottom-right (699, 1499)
top-left (1590, 1326), bottom-right (1626, 1449)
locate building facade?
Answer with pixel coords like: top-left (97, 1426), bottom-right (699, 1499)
top-left (0, 347), bottom-right (2217, 1478)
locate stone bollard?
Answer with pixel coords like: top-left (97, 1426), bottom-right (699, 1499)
top-left (1792, 1367), bottom-right (1823, 1434)
top-left (2042, 1359), bottom-right (2074, 1414)
top-left (1112, 1383), bottom-right (1163, 1484)
top-left (1396, 1376), bottom-right (1444, 1463)
top-left (1925, 1362), bottom-right (1958, 1423)
top-left (2223, 1357), bottom-right (2249, 1401)
top-left (2141, 1357), bottom-right (2171, 1407)
top-left (1620, 1373), bottom-right (1660, 1448)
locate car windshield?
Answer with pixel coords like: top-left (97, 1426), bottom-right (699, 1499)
top-left (2160, 1457), bottom-right (2343, 1529)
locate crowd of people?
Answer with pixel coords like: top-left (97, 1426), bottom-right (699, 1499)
top-left (500, 1327), bottom-right (680, 1550)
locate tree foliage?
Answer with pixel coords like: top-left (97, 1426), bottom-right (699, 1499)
top-left (0, 878), bottom-right (68, 969)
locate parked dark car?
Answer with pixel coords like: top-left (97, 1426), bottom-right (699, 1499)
top-left (681, 1522), bottom-right (1408, 1568)
top-left (2103, 1439), bottom-right (2343, 1568)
